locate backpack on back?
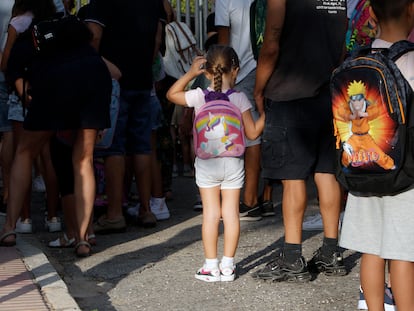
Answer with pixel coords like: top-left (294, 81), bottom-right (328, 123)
top-left (163, 21), bottom-right (201, 79)
top-left (331, 40), bottom-right (414, 195)
top-left (249, 0), bottom-right (267, 60)
top-left (193, 90), bottom-right (245, 159)
top-left (32, 13), bottom-right (91, 55)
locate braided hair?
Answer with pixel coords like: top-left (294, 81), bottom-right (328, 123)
top-left (205, 45), bottom-right (240, 93)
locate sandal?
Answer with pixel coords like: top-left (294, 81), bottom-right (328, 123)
top-left (0, 230), bottom-right (17, 247)
top-left (48, 233), bottom-right (76, 248)
top-left (87, 234), bottom-right (97, 246)
top-left (75, 240), bottom-right (91, 258)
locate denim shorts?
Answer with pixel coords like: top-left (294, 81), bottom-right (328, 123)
top-left (261, 87), bottom-right (335, 180)
top-left (150, 94), bottom-right (162, 131)
top-left (7, 93), bottom-right (26, 122)
top-left (96, 89), bottom-right (152, 157)
top-left (0, 82), bottom-right (11, 131)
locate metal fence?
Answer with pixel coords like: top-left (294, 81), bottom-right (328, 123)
top-left (171, 0), bottom-right (215, 49)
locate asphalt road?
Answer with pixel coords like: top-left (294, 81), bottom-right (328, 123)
top-left (24, 176), bottom-right (362, 311)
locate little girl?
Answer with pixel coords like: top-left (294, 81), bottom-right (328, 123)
top-left (167, 45), bottom-right (265, 282)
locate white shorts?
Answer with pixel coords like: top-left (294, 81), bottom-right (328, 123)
top-left (340, 188), bottom-right (414, 262)
top-left (195, 157), bottom-right (244, 189)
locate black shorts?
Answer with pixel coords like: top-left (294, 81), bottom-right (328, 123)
top-left (261, 87), bottom-right (335, 180)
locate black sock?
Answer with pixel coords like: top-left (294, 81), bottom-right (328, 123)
top-left (283, 243), bottom-right (302, 264)
top-left (321, 237), bottom-right (338, 255)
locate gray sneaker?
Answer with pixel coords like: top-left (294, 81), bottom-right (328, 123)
top-left (253, 253), bottom-right (311, 282)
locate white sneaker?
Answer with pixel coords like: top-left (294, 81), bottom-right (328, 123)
top-left (302, 212), bottom-right (345, 231)
top-left (220, 263), bottom-right (236, 282)
top-left (302, 213), bottom-right (323, 231)
top-left (32, 175), bottom-right (46, 192)
top-left (195, 265), bottom-right (221, 282)
top-left (16, 218), bottom-right (32, 233)
top-left (45, 217), bottom-right (62, 232)
top-left (127, 202), bottom-right (140, 217)
top-left (150, 197), bottom-right (170, 220)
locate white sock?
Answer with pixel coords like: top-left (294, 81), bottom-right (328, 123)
top-left (221, 256), bottom-right (234, 268)
top-left (205, 258), bottom-right (219, 270)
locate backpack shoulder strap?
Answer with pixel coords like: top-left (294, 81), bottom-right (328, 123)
top-left (203, 89), bottom-right (236, 102)
top-left (388, 40), bottom-right (414, 61)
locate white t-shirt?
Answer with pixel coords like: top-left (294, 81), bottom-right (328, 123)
top-left (372, 39), bottom-right (414, 91)
top-left (0, 0), bottom-right (13, 82)
top-left (10, 12), bottom-right (34, 34)
top-left (215, 0), bottom-right (256, 83)
top-left (0, 0), bottom-right (13, 50)
top-left (184, 87), bottom-right (252, 114)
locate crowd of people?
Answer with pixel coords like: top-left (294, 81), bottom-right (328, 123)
top-left (0, 0), bottom-right (413, 310)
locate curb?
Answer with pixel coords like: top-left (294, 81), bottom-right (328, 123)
top-left (17, 237), bottom-right (81, 311)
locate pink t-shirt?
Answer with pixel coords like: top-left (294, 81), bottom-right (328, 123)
top-left (184, 87), bottom-right (252, 115)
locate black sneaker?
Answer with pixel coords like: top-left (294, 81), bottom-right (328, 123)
top-left (239, 202), bottom-right (262, 221)
top-left (253, 253), bottom-right (311, 282)
top-left (308, 248), bottom-right (347, 276)
top-left (261, 200), bottom-right (275, 217)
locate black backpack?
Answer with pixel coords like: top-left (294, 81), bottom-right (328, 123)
top-left (249, 0), bottom-right (267, 60)
top-left (32, 13), bottom-right (92, 55)
top-left (331, 40), bottom-right (414, 195)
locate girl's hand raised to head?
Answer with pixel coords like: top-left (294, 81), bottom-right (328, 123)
top-left (189, 56), bottom-right (207, 77)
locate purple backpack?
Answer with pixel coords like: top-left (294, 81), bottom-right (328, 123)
top-left (193, 90), bottom-right (245, 159)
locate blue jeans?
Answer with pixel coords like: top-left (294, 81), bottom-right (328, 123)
top-left (96, 89), bottom-right (152, 157)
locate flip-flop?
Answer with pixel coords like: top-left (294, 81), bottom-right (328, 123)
top-left (0, 231), bottom-right (17, 247)
top-left (75, 240), bottom-right (91, 257)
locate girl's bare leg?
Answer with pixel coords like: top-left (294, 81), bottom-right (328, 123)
top-left (199, 186), bottom-right (221, 259)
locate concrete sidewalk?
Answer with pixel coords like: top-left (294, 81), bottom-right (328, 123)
top-left (0, 215), bottom-right (80, 311)
top-left (1, 177), bottom-right (362, 311)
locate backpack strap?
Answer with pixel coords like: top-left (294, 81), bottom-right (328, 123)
top-left (388, 40), bottom-right (414, 61)
top-left (351, 40), bottom-right (414, 60)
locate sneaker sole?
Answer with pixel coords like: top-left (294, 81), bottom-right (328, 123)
top-left (253, 270), bottom-right (311, 282)
top-left (272, 270), bottom-right (312, 283)
top-left (220, 274), bottom-right (235, 282)
top-left (261, 211), bottom-right (276, 217)
top-left (153, 213), bottom-right (170, 221)
top-left (194, 274), bottom-right (220, 282)
top-left (311, 262), bottom-right (347, 276)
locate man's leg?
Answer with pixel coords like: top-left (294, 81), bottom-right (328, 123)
top-left (281, 179), bottom-right (307, 244)
top-left (254, 179), bottom-right (311, 282)
top-left (308, 172), bottom-right (347, 276)
top-left (315, 173), bottom-right (341, 239)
